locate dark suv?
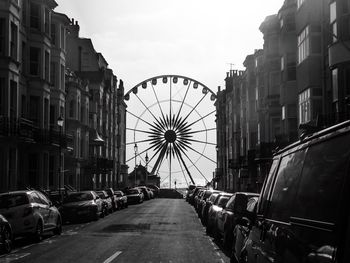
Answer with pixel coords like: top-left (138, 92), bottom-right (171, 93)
top-left (236, 120), bottom-right (350, 263)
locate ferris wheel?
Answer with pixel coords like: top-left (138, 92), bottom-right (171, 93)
top-left (124, 75), bottom-right (217, 188)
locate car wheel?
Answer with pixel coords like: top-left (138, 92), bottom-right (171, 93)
top-left (1, 226), bottom-right (12, 253)
top-left (53, 218), bottom-right (62, 235)
top-left (33, 221), bottom-right (43, 242)
top-left (125, 203), bottom-right (128, 208)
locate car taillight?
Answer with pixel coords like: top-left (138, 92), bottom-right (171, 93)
top-left (23, 207), bottom-right (33, 217)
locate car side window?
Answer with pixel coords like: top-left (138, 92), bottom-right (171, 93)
top-left (30, 192), bottom-right (43, 204)
top-left (257, 158), bottom-right (279, 215)
top-left (225, 195), bottom-right (236, 210)
top-left (266, 148), bottom-right (307, 222)
top-left (293, 133), bottom-right (350, 223)
top-left (36, 192), bottom-right (50, 205)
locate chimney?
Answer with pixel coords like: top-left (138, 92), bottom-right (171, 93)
top-left (68, 18), bottom-right (80, 38)
top-left (218, 86), bottom-right (221, 92)
top-left (226, 72), bottom-right (229, 78)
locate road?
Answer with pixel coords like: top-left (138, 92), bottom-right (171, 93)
top-left (0, 199), bottom-right (229, 263)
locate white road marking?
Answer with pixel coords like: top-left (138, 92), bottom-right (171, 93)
top-left (103, 251), bottom-right (122, 263)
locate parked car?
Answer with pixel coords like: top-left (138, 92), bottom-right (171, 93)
top-left (188, 186), bottom-right (203, 205)
top-left (146, 185), bottom-right (160, 197)
top-left (241, 120), bottom-right (350, 263)
top-left (0, 190), bottom-right (62, 242)
top-left (201, 191), bottom-right (221, 226)
top-left (125, 188), bottom-right (144, 204)
top-left (197, 190), bottom-right (220, 219)
top-left (230, 196), bottom-right (258, 263)
top-left (104, 188), bottom-right (118, 211)
top-left (114, 190), bottom-right (128, 209)
top-left (137, 186), bottom-right (151, 200)
top-left (0, 214), bottom-right (12, 253)
top-left (216, 192), bottom-right (259, 250)
top-left (206, 193), bottom-right (233, 236)
top-left (194, 189), bottom-right (205, 211)
top-left (95, 190), bottom-right (113, 215)
top-left (59, 191), bottom-right (103, 222)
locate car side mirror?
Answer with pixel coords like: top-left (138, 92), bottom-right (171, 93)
top-left (233, 194), bottom-right (248, 214)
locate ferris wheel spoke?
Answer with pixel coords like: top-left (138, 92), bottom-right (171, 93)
top-left (185, 145), bottom-right (216, 164)
top-left (126, 127), bottom-right (158, 135)
top-left (135, 93), bottom-right (160, 124)
top-left (185, 138), bottom-right (216, 146)
top-left (176, 155), bottom-right (189, 187)
top-left (126, 137), bottom-right (159, 146)
top-left (169, 78), bottom-right (172, 129)
top-left (177, 93), bottom-right (208, 128)
top-left (185, 127), bottom-right (217, 135)
top-left (125, 141), bottom-right (160, 163)
top-left (151, 83), bottom-right (166, 121)
top-left (184, 110), bottom-right (216, 130)
top-left (177, 146), bottom-right (209, 183)
top-left (173, 144), bottom-right (195, 184)
top-left (174, 80), bottom-right (192, 129)
top-left (150, 143), bottom-right (168, 175)
top-left (147, 141), bottom-right (166, 165)
top-left (127, 110), bottom-right (161, 132)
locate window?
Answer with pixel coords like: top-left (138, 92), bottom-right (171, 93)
top-left (10, 22), bottom-right (18, 60)
top-left (21, 95), bottom-right (26, 117)
top-left (299, 89), bottom-right (311, 124)
top-left (30, 2), bottom-right (40, 30)
top-left (332, 68), bottom-right (338, 102)
top-left (21, 41), bottom-right (26, 73)
top-left (29, 96), bottom-right (40, 125)
top-left (0, 18), bottom-right (5, 55)
top-left (60, 64), bottom-right (65, 90)
top-left (69, 100), bottom-right (75, 118)
top-left (282, 105), bottom-right (286, 120)
top-left (0, 78), bottom-right (4, 115)
top-left (286, 53), bottom-right (296, 81)
top-left (298, 26), bottom-right (310, 64)
top-left (281, 56), bottom-right (284, 71)
top-left (51, 23), bottom-right (56, 45)
top-left (297, 0), bottom-right (305, 9)
top-left (330, 2), bottom-right (337, 42)
top-left (10, 81), bottom-right (17, 119)
top-left (29, 47), bottom-right (40, 76)
top-left (22, 0), bottom-right (27, 26)
top-left (50, 62), bottom-right (56, 87)
top-left (266, 149), bottom-right (307, 222)
top-left (44, 50), bottom-right (49, 81)
top-left (60, 26), bottom-right (65, 50)
top-left (258, 158), bottom-right (279, 214)
top-left (293, 133), bottom-right (350, 223)
top-left (44, 8), bottom-right (50, 35)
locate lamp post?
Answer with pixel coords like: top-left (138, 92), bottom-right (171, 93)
top-left (145, 152), bottom-right (149, 185)
top-left (134, 143), bottom-right (138, 186)
top-left (57, 115), bottom-right (64, 201)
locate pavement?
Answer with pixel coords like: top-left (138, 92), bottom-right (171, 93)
top-left (0, 198), bottom-right (229, 263)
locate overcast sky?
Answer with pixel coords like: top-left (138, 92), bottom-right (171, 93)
top-left (56, 0), bottom-right (284, 187)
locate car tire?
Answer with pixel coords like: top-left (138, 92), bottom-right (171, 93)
top-left (33, 220), bottom-right (43, 243)
top-left (125, 203), bottom-right (128, 208)
top-left (1, 226), bottom-right (12, 253)
top-left (53, 218), bottom-right (62, 235)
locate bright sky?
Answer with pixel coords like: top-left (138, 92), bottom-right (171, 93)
top-left (56, 0), bottom-right (284, 187)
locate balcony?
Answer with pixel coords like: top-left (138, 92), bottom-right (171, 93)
top-left (0, 117), bottom-right (35, 141)
top-left (328, 40), bottom-right (350, 67)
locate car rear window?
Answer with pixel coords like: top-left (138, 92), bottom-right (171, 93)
top-left (0, 194), bottom-right (29, 208)
top-left (126, 189), bottom-right (139, 194)
top-left (64, 192), bottom-right (93, 203)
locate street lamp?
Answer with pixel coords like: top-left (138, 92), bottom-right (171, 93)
top-left (145, 152), bottom-right (149, 185)
top-left (57, 115), bottom-right (64, 201)
top-left (134, 143), bottom-right (138, 186)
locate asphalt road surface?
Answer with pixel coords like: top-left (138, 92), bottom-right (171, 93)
top-left (0, 199), bottom-right (229, 263)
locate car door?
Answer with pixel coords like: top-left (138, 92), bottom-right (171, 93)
top-left (219, 195), bottom-right (235, 235)
top-left (37, 192), bottom-right (57, 228)
top-left (31, 192), bottom-right (50, 229)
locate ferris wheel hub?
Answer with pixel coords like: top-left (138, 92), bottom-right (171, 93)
top-left (164, 130), bottom-right (177, 143)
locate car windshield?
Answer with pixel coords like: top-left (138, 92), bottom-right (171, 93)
top-left (96, 192), bottom-right (105, 198)
top-left (126, 189), bottom-right (139, 194)
top-left (115, 192), bottom-right (122, 197)
top-left (64, 193), bottom-right (93, 203)
top-left (0, 194), bottom-right (29, 209)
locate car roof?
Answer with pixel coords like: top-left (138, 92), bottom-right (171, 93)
top-left (0, 190), bottom-right (33, 196)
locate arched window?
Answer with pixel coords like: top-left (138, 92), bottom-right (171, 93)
top-left (69, 100), bottom-right (75, 118)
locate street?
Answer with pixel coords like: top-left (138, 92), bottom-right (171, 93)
top-left (0, 199), bottom-right (229, 263)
